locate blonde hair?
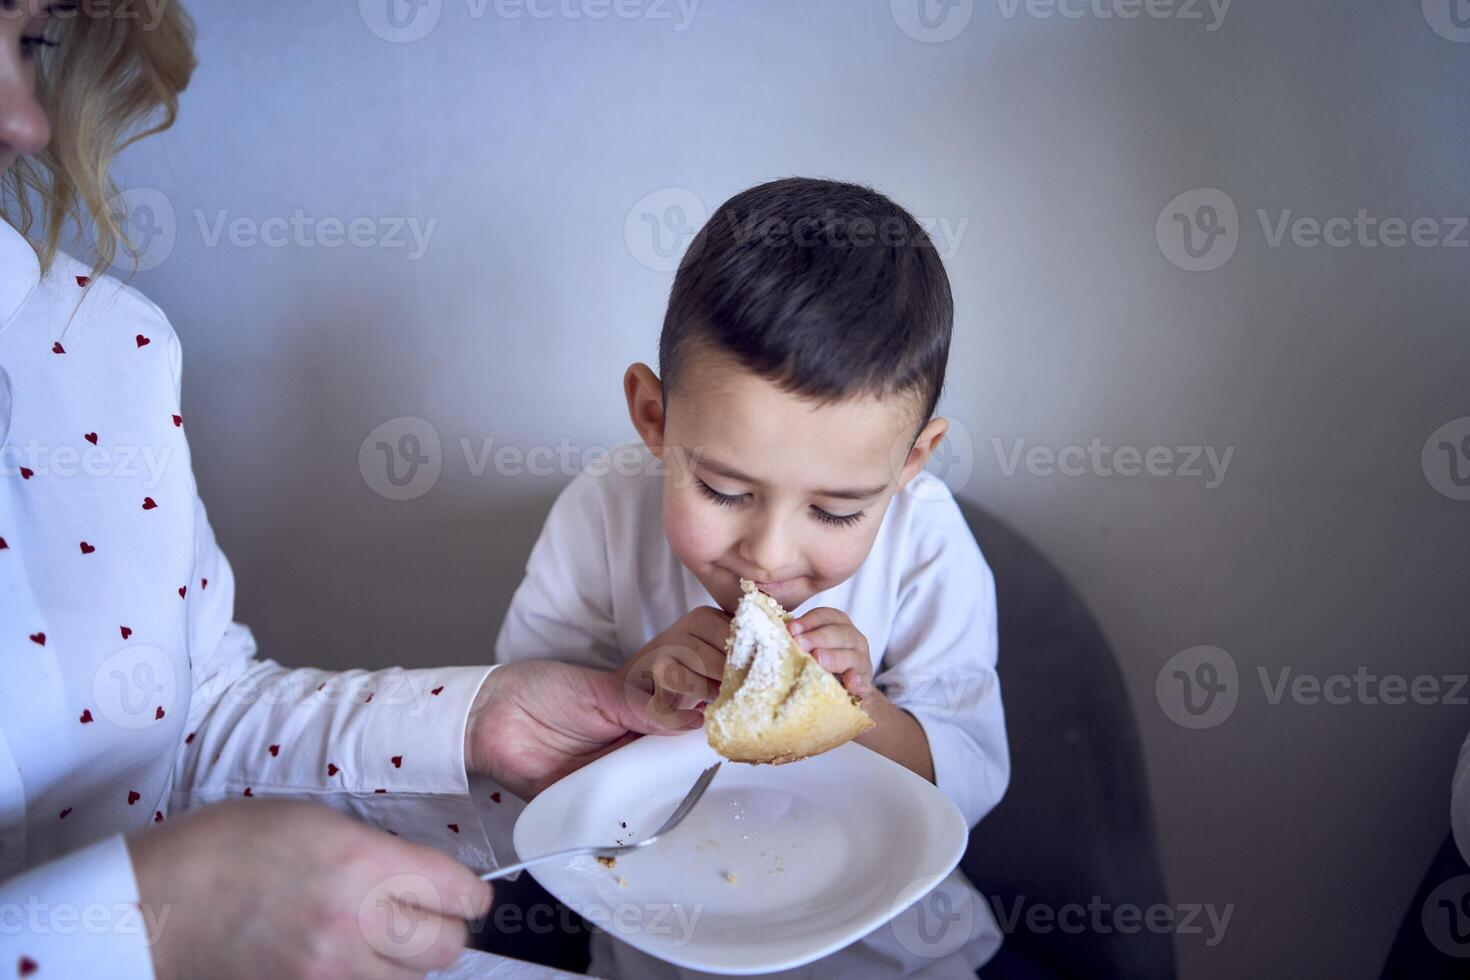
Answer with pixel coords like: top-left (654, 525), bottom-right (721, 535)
top-left (0, 0), bottom-right (195, 278)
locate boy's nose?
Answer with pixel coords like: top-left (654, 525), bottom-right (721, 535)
top-left (740, 520), bottom-right (798, 581)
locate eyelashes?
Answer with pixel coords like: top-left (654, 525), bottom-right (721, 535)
top-left (695, 479), bottom-right (866, 528)
top-left (20, 36), bottom-right (58, 58)
top-left (696, 479), bottom-right (746, 508)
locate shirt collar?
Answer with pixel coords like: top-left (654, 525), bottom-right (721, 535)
top-left (0, 218), bottom-right (42, 332)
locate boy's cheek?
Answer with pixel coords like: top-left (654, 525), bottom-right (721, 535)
top-left (662, 491), bottom-right (729, 567)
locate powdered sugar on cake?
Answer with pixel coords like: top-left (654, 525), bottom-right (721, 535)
top-left (726, 580), bottom-right (792, 699)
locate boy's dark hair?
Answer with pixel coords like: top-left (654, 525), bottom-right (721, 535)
top-left (658, 177), bottom-right (953, 434)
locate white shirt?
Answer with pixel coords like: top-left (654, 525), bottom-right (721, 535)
top-left (0, 219), bottom-right (502, 978)
top-left (491, 446), bottom-right (1010, 978)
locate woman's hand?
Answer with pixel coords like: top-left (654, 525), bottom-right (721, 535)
top-left (464, 659), bottom-right (706, 801)
top-left (127, 800), bottom-right (491, 980)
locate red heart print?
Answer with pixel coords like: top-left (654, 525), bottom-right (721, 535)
top-left (364, 693), bottom-right (373, 703)
top-left (29, 633), bottom-right (45, 646)
top-left (391, 755), bottom-right (402, 768)
top-left (316, 682), bottom-right (325, 692)
top-left (0, 538), bottom-right (8, 549)
top-left (127, 791), bottom-right (140, 805)
top-left (201, 578), bottom-right (208, 589)
top-left (79, 709), bottom-right (93, 723)
top-left (268, 744), bottom-right (280, 757)
top-left (59, 808), bottom-right (72, 819)
top-left (447, 824), bottom-right (460, 834)
top-left (52, 341), bottom-right (65, 354)
top-left (154, 811), bottom-right (164, 823)
top-left (19, 467), bottom-right (33, 480)
top-left (136, 334), bottom-right (151, 348)
top-left (327, 763), bottom-right (339, 776)
top-left (155, 706), bottom-right (165, 720)
top-left (79, 541), bottom-right (95, 554)
top-left (19, 955), bottom-right (38, 976)
top-left (386, 830), bottom-right (398, 836)
top-left (374, 788), bottom-right (387, 794)
top-left (184, 731), bottom-right (195, 744)
top-left (120, 626), bottom-right (132, 639)
top-left (243, 787), bottom-right (253, 797)
top-left (430, 686), bottom-right (444, 696)
top-left (178, 586), bottom-right (187, 598)
top-left (75, 275), bottom-right (90, 287)
top-left (172, 414), bottom-right (183, 427)
top-left (84, 432), bottom-right (98, 445)
top-left (142, 497), bottom-right (157, 510)
top-left (490, 792), bottom-right (501, 803)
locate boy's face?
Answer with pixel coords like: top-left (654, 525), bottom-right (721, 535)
top-left (625, 348), bottom-right (948, 614)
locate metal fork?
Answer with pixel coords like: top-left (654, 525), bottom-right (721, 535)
top-left (480, 762), bottom-right (722, 882)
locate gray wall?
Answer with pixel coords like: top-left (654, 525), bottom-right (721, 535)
top-left (112, 2), bottom-right (1470, 976)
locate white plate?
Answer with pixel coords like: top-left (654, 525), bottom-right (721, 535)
top-left (512, 729), bottom-right (968, 975)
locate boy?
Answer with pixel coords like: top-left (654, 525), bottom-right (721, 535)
top-left (489, 178), bottom-right (1009, 978)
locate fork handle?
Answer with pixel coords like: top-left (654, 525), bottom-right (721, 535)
top-left (479, 845), bottom-right (615, 882)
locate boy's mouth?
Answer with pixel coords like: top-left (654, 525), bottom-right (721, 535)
top-left (721, 566), bottom-right (802, 592)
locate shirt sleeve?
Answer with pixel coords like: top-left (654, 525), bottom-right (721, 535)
top-left (873, 492), bottom-right (1011, 829)
top-left (155, 326), bottom-right (500, 869)
top-left (493, 472), bottom-right (620, 671)
top-left (0, 836), bottom-right (156, 979)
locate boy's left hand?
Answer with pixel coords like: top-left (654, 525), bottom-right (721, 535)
top-left (788, 608), bottom-right (877, 700)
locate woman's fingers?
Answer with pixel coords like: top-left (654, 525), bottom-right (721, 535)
top-left (376, 908), bottom-right (471, 974)
top-left (383, 840), bottom-right (493, 921)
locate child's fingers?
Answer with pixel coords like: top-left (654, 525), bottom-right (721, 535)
top-left (674, 643), bottom-right (727, 683)
top-left (792, 623), bottom-right (866, 657)
top-left (686, 606), bottom-right (734, 651)
top-left (809, 646), bottom-right (871, 681)
top-left (838, 668), bottom-right (875, 699)
top-left (788, 606), bottom-right (851, 634)
top-left (637, 686), bottom-right (705, 731)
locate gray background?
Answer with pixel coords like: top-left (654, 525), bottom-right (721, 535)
top-left (110, 1), bottom-right (1469, 976)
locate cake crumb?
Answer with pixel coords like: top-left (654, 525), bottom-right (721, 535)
top-left (596, 855), bottom-right (617, 869)
top-left (616, 877), bottom-right (629, 888)
top-left (723, 871), bottom-right (739, 885)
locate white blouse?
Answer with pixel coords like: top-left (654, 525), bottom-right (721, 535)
top-left (0, 219), bottom-right (502, 978)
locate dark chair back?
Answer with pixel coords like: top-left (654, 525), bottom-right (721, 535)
top-left (958, 502), bottom-right (1176, 980)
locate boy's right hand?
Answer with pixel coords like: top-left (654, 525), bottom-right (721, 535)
top-left (616, 606), bottom-right (732, 730)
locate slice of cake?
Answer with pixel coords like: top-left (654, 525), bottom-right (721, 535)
top-left (705, 579), bottom-right (875, 765)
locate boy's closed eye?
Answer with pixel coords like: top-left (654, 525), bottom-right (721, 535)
top-left (694, 477), bottom-right (868, 528)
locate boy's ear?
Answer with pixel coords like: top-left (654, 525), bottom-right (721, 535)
top-left (895, 417), bottom-right (950, 490)
top-left (624, 362), bottom-right (667, 455)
